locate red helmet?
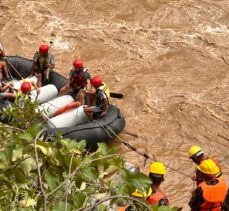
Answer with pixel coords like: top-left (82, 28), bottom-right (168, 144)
top-left (73, 59), bottom-right (83, 68)
top-left (21, 81), bottom-right (31, 93)
top-left (39, 44), bottom-right (49, 53)
top-left (90, 76), bottom-right (102, 88)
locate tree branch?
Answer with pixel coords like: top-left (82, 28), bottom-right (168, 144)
top-left (0, 125), bottom-right (25, 132)
top-left (12, 156), bottom-right (31, 168)
top-left (65, 153), bottom-right (74, 211)
top-left (34, 128), bottom-right (47, 210)
top-left (46, 154), bottom-right (121, 197)
top-left (78, 195), bottom-right (150, 211)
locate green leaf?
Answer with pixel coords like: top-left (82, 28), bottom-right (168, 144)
top-left (103, 164), bottom-right (118, 175)
top-left (19, 156), bottom-right (37, 172)
top-left (12, 148), bottom-right (23, 161)
top-left (14, 167), bottom-right (26, 183)
top-left (110, 157), bottom-right (124, 168)
top-left (51, 201), bottom-right (65, 211)
top-left (77, 140), bottom-right (87, 150)
top-left (75, 174), bottom-right (83, 189)
top-left (97, 143), bottom-right (108, 155)
top-left (98, 204), bottom-right (107, 211)
top-left (73, 192), bottom-right (86, 209)
top-left (56, 130), bottom-right (63, 140)
top-left (18, 198), bottom-right (36, 208)
top-left (121, 169), bottom-right (129, 180)
top-left (44, 171), bottom-right (60, 191)
top-left (18, 132), bottom-right (33, 141)
top-left (82, 167), bottom-right (99, 181)
top-left (128, 173), bottom-right (151, 192)
top-left (59, 139), bottom-right (81, 153)
top-left (27, 124), bottom-right (42, 138)
top-left (118, 183), bottom-right (135, 196)
top-left (35, 141), bottom-right (53, 156)
top-left (0, 176), bottom-right (14, 189)
top-left (0, 148), bottom-right (13, 162)
top-left (95, 193), bottom-right (107, 200)
top-left (59, 139), bottom-right (68, 147)
top-left (79, 182), bottom-right (86, 191)
top-left (0, 188), bottom-right (14, 199)
top-left (151, 205), bottom-right (178, 211)
top-left (108, 146), bottom-right (119, 154)
top-left (66, 140), bottom-right (78, 150)
top-left (36, 195), bottom-right (44, 210)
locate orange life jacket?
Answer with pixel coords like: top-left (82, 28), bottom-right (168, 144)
top-left (70, 68), bottom-right (88, 89)
top-left (147, 189), bottom-right (168, 205)
top-left (198, 178), bottom-right (227, 211)
top-left (117, 206), bottom-right (128, 211)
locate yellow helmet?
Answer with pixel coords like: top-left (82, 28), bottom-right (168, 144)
top-left (197, 159), bottom-right (219, 175)
top-left (149, 162), bottom-right (166, 175)
top-left (189, 146), bottom-right (203, 158)
top-left (131, 187), bottom-right (152, 198)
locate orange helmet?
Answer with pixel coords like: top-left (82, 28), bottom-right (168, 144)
top-left (21, 81), bottom-right (31, 93)
top-left (73, 59), bottom-right (83, 68)
top-left (90, 76), bottom-right (102, 88)
top-left (39, 44), bottom-right (49, 53)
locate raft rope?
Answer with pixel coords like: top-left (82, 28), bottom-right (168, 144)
top-left (93, 120), bottom-right (192, 178)
top-left (93, 120), bottom-right (117, 139)
top-left (5, 60), bottom-right (14, 80)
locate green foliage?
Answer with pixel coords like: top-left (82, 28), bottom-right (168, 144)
top-left (0, 97), bottom-right (44, 129)
top-left (151, 205), bottom-right (178, 211)
top-left (0, 98), bottom-right (178, 210)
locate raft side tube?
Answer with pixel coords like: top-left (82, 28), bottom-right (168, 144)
top-left (30, 84), bottom-right (58, 103)
top-left (39, 95), bottom-right (75, 118)
top-left (47, 105), bottom-right (89, 128)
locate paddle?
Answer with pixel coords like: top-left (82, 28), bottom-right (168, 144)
top-left (5, 58), bottom-right (24, 80)
top-left (44, 41), bottom-right (54, 85)
top-left (110, 92), bottom-right (123, 99)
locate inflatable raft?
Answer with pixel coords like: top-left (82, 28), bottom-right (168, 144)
top-left (0, 56), bottom-right (125, 150)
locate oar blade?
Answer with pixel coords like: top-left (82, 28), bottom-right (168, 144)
top-left (110, 92), bottom-right (123, 99)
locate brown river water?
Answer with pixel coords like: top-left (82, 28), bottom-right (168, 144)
top-left (1, 0), bottom-right (229, 209)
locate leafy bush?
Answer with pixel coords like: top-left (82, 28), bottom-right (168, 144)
top-left (0, 99), bottom-right (178, 210)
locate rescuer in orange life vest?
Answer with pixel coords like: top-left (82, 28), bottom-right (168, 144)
top-left (119, 162), bottom-right (169, 210)
top-left (189, 159), bottom-right (227, 211)
top-left (189, 146), bottom-right (222, 185)
top-left (146, 162), bottom-right (169, 206)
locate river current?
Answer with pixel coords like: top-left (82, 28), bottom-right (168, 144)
top-left (1, 0), bottom-right (228, 209)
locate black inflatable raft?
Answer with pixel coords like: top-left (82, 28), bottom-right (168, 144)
top-left (1, 56), bottom-right (125, 150)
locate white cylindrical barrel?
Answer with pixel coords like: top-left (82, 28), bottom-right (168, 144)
top-left (13, 76), bottom-right (38, 90)
top-left (47, 105), bottom-right (89, 128)
top-left (39, 95), bottom-right (74, 118)
top-left (30, 84), bottom-right (58, 103)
